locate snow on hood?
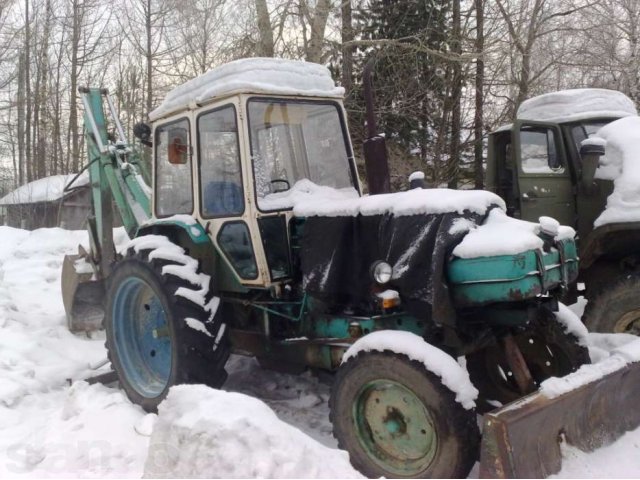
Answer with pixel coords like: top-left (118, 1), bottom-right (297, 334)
top-left (0, 172), bottom-right (89, 206)
top-left (290, 180), bottom-right (506, 218)
top-left (144, 384), bottom-right (363, 478)
top-left (517, 88), bottom-right (637, 123)
top-left (150, 58), bottom-right (345, 121)
top-left (452, 209), bottom-right (575, 258)
top-left (589, 116), bottom-right (640, 227)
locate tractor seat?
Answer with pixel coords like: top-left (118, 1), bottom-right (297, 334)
top-left (204, 181), bottom-right (243, 216)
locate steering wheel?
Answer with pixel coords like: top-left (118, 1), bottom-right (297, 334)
top-left (270, 179), bottom-right (291, 193)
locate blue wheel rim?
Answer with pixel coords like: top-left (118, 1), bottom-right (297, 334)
top-left (112, 276), bottom-right (172, 398)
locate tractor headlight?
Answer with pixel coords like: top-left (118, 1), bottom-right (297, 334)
top-left (371, 261), bottom-right (392, 284)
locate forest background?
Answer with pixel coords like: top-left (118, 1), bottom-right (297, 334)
top-left (0, 0), bottom-right (638, 194)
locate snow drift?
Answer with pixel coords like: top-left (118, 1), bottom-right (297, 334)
top-left (143, 385), bottom-right (362, 478)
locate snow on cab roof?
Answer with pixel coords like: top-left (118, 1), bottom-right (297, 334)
top-left (517, 88), bottom-right (637, 124)
top-left (149, 58), bottom-right (345, 121)
top-left (0, 172), bottom-right (89, 206)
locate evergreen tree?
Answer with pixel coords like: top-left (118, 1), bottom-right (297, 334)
top-left (353, 0), bottom-right (452, 186)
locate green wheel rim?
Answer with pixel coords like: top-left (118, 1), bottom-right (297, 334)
top-left (352, 379), bottom-right (438, 476)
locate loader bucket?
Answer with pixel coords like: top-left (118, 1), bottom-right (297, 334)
top-left (61, 253), bottom-right (105, 333)
top-left (479, 339), bottom-right (640, 478)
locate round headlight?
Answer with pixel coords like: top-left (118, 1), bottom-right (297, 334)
top-left (372, 261), bottom-right (392, 284)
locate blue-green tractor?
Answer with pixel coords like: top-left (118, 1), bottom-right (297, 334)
top-left (61, 59), bottom-right (598, 478)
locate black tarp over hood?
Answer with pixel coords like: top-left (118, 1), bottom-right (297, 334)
top-left (299, 208), bottom-right (493, 327)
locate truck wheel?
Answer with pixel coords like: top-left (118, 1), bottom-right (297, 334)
top-left (330, 351), bottom-right (479, 479)
top-left (583, 276), bottom-right (640, 335)
top-left (105, 239), bottom-right (229, 412)
top-left (467, 311), bottom-right (590, 412)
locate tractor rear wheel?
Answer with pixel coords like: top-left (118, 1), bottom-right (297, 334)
top-left (105, 237), bottom-right (229, 412)
top-left (467, 311), bottom-right (590, 412)
top-left (330, 351), bottom-right (479, 479)
top-left (583, 276), bottom-right (640, 335)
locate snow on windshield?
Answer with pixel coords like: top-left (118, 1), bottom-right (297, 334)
top-left (248, 99), bottom-right (356, 211)
top-left (258, 179), bottom-right (359, 211)
top-left (587, 116), bottom-right (640, 227)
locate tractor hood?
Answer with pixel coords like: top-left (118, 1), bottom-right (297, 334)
top-left (294, 186), bottom-right (507, 326)
top-left (293, 185), bottom-right (577, 326)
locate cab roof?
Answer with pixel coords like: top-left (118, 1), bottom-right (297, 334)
top-left (149, 58), bottom-right (345, 122)
top-left (516, 88), bottom-right (637, 124)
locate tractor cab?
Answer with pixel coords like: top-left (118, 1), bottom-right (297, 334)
top-left (486, 89), bottom-right (636, 242)
top-left (146, 60), bottom-right (361, 290)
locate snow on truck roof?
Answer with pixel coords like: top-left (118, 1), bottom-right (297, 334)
top-left (516, 88), bottom-right (637, 123)
top-left (149, 58), bottom-right (345, 121)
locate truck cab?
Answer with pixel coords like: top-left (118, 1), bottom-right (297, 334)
top-left (486, 88), bottom-right (640, 334)
top-left (487, 115), bottom-right (616, 241)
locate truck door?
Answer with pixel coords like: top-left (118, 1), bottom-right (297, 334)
top-left (513, 120), bottom-right (576, 227)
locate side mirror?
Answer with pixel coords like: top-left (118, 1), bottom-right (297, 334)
top-left (579, 140), bottom-right (605, 191)
top-left (133, 122), bottom-right (152, 147)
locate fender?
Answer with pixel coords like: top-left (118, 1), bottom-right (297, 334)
top-left (137, 215), bottom-right (210, 246)
top-left (342, 330), bottom-right (478, 410)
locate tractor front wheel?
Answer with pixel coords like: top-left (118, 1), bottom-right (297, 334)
top-left (467, 311), bottom-right (590, 412)
top-left (105, 238), bottom-right (229, 412)
top-left (330, 351), bottom-right (479, 479)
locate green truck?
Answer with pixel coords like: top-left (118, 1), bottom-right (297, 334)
top-left (486, 88), bottom-right (640, 336)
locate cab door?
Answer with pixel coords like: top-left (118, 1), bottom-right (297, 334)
top-left (513, 120), bottom-right (576, 227)
top-left (195, 101), bottom-right (267, 288)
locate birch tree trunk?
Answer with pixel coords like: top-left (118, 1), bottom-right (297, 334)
top-left (306, 0), bottom-right (331, 63)
top-left (255, 0), bottom-right (274, 57)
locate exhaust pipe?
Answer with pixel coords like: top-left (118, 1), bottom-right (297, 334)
top-left (362, 58), bottom-right (391, 195)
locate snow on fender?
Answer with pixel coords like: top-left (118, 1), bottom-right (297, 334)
top-left (342, 330), bottom-right (478, 410)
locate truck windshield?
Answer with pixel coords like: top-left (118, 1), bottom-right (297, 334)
top-left (248, 99), bottom-right (357, 211)
top-left (570, 120), bottom-right (610, 151)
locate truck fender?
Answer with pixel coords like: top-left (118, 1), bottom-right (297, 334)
top-left (341, 330), bottom-right (478, 410)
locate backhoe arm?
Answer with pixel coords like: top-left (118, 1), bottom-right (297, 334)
top-left (79, 87), bottom-right (151, 278)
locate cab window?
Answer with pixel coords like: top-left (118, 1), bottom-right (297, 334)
top-left (520, 126), bottom-right (563, 174)
top-left (155, 118), bottom-right (193, 217)
top-left (248, 99), bottom-right (357, 211)
top-left (198, 105), bottom-right (244, 218)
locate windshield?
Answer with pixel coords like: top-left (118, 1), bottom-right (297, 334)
top-left (570, 120), bottom-right (611, 151)
top-left (248, 99), bottom-right (357, 211)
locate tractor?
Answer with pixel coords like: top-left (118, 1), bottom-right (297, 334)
top-left (62, 58), bottom-right (593, 478)
top-left (486, 88), bottom-right (640, 336)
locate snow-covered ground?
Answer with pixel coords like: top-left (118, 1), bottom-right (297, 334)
top-left (0, 226), bottom-right (639, 478)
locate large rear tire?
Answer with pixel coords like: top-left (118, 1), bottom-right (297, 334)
top-left (105, 237), bottom-right (230, 412)
top-left (330, 351), bottom-right (479, 479)
top-left (467, 311), bottom-right (590, 412)
top-left (583, 276), bottom-right (640, 335)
